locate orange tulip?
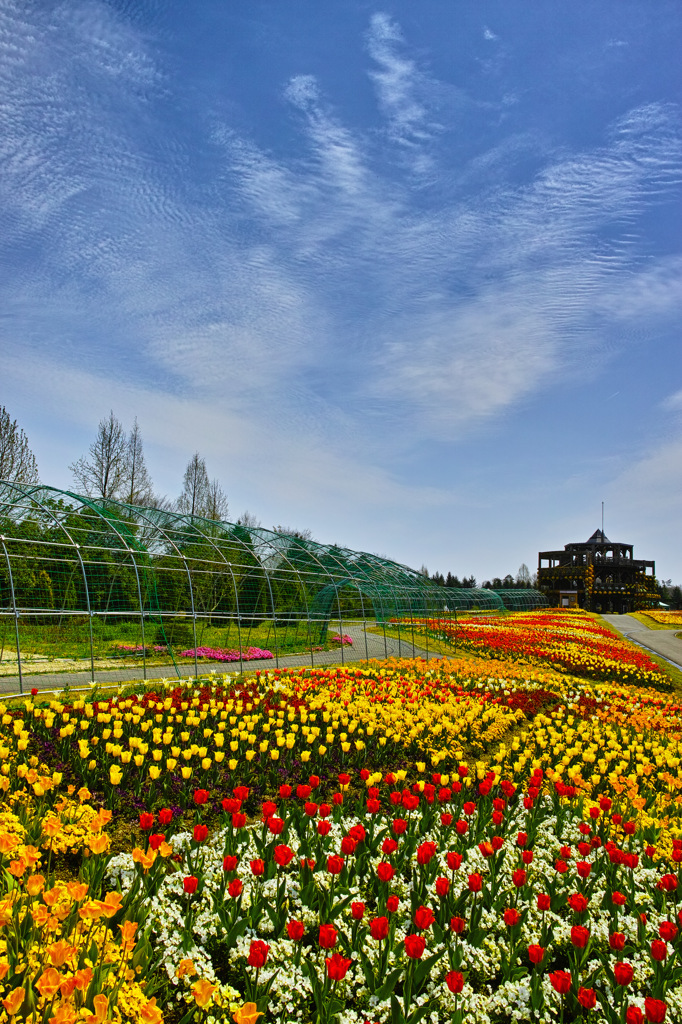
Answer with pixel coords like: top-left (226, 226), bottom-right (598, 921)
top-left (176, 958), bottom-right (196, 979)
top-left (119, 920), bottom-right (138, 946)
top-left (73, 968), bottom-right (93, 992)
top-left (132, 847), bottom-right (156, 872)
top-left (192, 979), bottom-right (217, 1008)
top-left (47, 940), bottom-right (77, 967)
top-left (0, 833), bottom-right (18, 854)
top-left (32, 904), bottom-right (50, 927)
top-left (139, 997), bottom-right (164, 1024)
top-left (49, 1002), bottom-right (77, 1024)
top-left (233, 1003), bottom-right (264, 1024)
top-left (66, 882), bottom-right (89, 902)
top-left (88, 835), bottom-right (110, 855)
top-left (36, 967), bottom-right (63, 999)
top-left (27, 874), bottom-right (46, 896)
top-left (1, 988), bottom-right (25, 1016)
top-left (82, 994), bottom-right (111, 1024)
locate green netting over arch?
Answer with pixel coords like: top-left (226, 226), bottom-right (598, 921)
top-left (493, 590), bottom-right (549, 611)
top-left (0, 481), bottom-right (474, 687)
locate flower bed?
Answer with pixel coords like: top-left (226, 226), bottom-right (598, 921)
top-left (3, 652), bottom-right (682, 1021)
top-left (178, 647), bottom-right (274, 663)
top-left (645, 612), bottom-right (682, 627)
top-left (415, 610), bottom-right (667, 688)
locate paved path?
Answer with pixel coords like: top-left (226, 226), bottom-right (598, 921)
top-left (0, 623), bottom-right (443, 697)
top-left (601, 614), bottom-right (682, 670)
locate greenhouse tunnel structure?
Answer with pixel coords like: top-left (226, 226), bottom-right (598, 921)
top-left (0, 482), bottom-right (547, 690)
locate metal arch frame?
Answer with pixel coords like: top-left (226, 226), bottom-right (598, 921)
top-left (1, 480), bottom-right (501, 682)
top-left (0, 482), bottom-right (97, 682)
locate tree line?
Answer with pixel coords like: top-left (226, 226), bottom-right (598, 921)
top-left (1, 405), bottom-right (234, 524)
top-left (2, 404), bottom-right (681, 607)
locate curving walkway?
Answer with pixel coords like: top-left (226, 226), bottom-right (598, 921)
top-left (601, 614), bottom-right (682, 671)
top-left (0, 622), bottom-right (443, 697)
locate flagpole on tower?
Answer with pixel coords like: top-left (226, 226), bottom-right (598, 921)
top-left (602, 501), bottom-right (604, 536)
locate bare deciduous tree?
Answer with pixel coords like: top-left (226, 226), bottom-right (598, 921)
top-left (204, 477), bottom-right (229, 522)
top-left (0, 406), bottom-right (39, 484)
top-left (124, 418), bottom-right (155, 507)
top-left (176, 453), bottom-right (227, 520)
top-left (237, 510), bottom-right (262, 529)
top-left (69, 411), bottom-right (128, 499)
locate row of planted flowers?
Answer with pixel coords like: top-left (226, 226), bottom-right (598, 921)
top-left (4, 757), bottom-right (682, 1023)
top-left (102, 770), bottom-right (682, 1023)
top-left (12, 657), bottom-right (682, 827)
top-left (408, 611), bottom-right (667, 689)
top-left (2, 649), bottom-right (682, 1021)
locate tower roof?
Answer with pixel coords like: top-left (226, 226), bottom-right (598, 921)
top-left (586, 529), bottom-right (610, 544)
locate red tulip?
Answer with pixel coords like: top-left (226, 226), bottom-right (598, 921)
top-left (149, 833), bottom-right (165, 850)
top-left (445, 970), bottom-right (464, 994)
top-left (327, 855), bottom-right (345, 876)
top-left (568, 893), bottom-right (589, 913)
top-left (413, 906), bottom-right (435, 931)
top-left (183, 875), bottom-right (198, 894)
top-left (139, 812), bottom-right (154, 830)
top-left (578, 987), bottom-right (596, 1010)
top-left (610, 932), bottom-right (626, 951)
top-left (287, 920), bottom-right (305, 941)
top-left (351, 901), bottom-right (365, 920)
top-left (549, 970), bottom-right (571, 994)
top-left (193, 789), bottom-right (209, 806)
top-left (268, 816), bottom-right (285, 835)
top-left (417, 841), bottom-right (437, 865)
top-left (528, 944), bottom-right (545, 965)
top-left (228, 878), bottom-right (243, 898)
top-left (318, 924), bottom-right (338, 949)
top-left (250, 859), bottom-right (265, 876)
top-left (467, 873), bottom-right (482, 893)
top-left (435, 876), bottom-right (450, 897)
top-left (571, 925), bottom-right (590, 948)
top-left (193, 824), bottom-right (208, 843)
top-left (273, 844), bottom-right (294, 868)
top-left (404, 934), bottom-right (426, 959)
top-left (387, 895), bottom-right (400, 913)
top-left (512, 869), bottom-right (526, 888)
top-left (158, 808), bottom-right (173, 826)
top-left (450, 916), bottom-right (466, 935)
top-left (651, 940), bottom-right (668, 961)
top-left (537, 893), bottom-right (551, 912)
top-left (659, 921), bottom-right (678, 942)
top-left (626, 1007), bottom-right (644, 1024)
top-left (370, 916), bottom-right (389, 941)
top-left (377, 862), bottom-right (395, 882)
top-left (644, 998), bottom-right (667, 1023)
top-left (325, 952), bottom-right (352, 981)
top-left (504, 908), bottom-right (520, 928)
top-left (247, 940), bottom-right (269, 968)
top-left (614, 962), bottom-right (634, 986)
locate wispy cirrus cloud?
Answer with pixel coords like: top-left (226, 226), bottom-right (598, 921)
top-left (1, 2), bottom-right (680, 482)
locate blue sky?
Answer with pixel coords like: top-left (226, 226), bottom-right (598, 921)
top-left (2, 1), bottom-right (681, 582)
